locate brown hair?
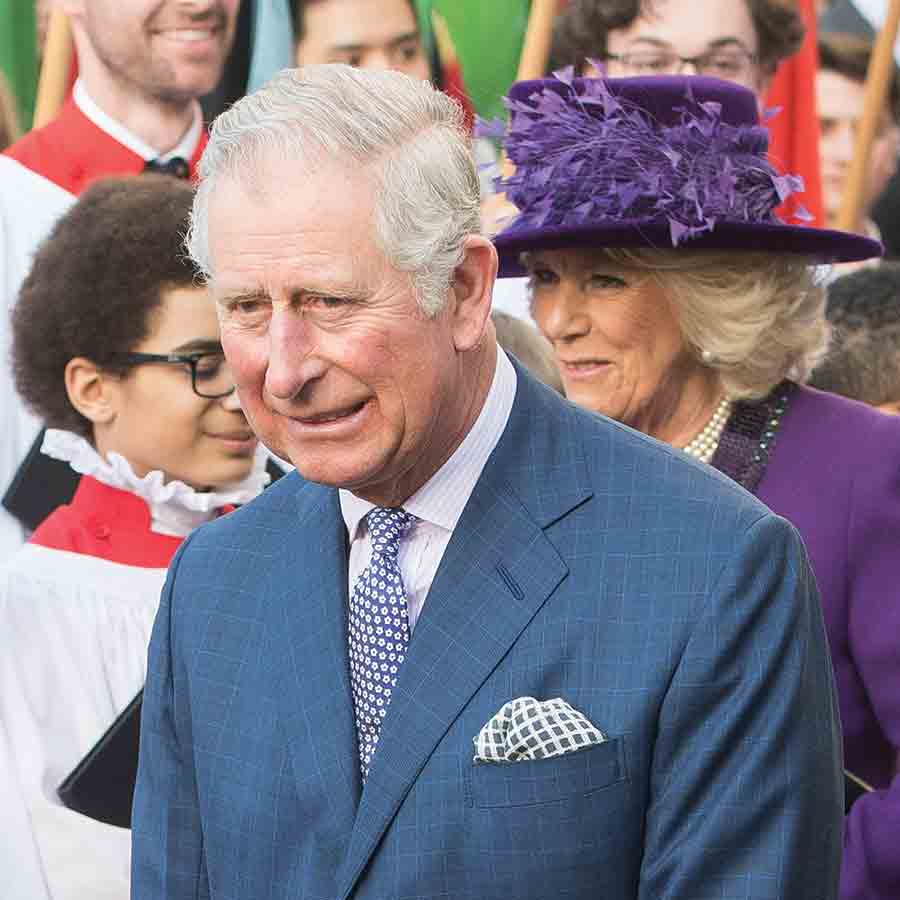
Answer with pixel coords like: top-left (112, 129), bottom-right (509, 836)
top-left (550, 0), bottom-right (805, 76)
top-left (818, 31), bottom-right (900, 125)
top-left (12, 175), bottom-right (198, 439)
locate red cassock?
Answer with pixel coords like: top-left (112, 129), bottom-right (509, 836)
top-left (4, 97), bottom-right (207, 196)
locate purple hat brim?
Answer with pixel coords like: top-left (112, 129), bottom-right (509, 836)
top-left (493, 219), bottom-right (882, 277)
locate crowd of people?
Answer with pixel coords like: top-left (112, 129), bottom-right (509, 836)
top-left (0, 1), bottom-right (899, 899)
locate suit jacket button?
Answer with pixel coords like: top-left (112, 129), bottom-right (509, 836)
top-left (94, 523), bottom-right (111, 539)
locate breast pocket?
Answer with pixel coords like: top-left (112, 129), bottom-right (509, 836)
top-left (467, 736), bottom-right (627, 808)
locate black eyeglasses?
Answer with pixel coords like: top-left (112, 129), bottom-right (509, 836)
top-left (603, 47), bottom-right (757, 81)
top-left (108, 351), bottom-right (236, 399)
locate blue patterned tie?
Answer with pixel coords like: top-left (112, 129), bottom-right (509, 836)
top-left (348, 506), bottom-right (414, 781)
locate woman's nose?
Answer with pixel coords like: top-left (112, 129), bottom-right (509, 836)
top-left (534, 283), bottom-right (591, 343)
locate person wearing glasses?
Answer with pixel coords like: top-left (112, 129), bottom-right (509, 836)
top-left (0, 176), bottom-right (268, 900)
top-left (550, 0), bottom-right (805, 97)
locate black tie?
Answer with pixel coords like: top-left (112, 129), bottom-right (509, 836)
top-left (142, 156), bottom-right (190, 179)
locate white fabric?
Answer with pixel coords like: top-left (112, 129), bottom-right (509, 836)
top-left (72, 80), bottom-right (203, 162)
top-left (340, 348), bottom-right (517, 633)
top-left (0, 544), bottom-right (167, 900)
top-left (0, 158), bottom-right (76, 561)
top-left (491, 276), bottom-right (535, 324)
top-left (42, 429), bottom-right (271, 537)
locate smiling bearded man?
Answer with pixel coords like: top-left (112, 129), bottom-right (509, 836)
top-left (131, 64), bottom-right (843, 900)
top-left (1, 0), bottom-right (239, 557)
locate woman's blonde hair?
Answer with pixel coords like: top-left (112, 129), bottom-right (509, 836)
top-left (600, 248), bottom-right (830, 400)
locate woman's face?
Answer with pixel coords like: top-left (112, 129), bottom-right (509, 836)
top-left (527, 249), bottom-right (707, 433)
top-left (99, 285), bottom-right (258, 489)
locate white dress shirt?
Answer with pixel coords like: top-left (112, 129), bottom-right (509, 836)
top-left (340, 348), bottom-right (517, 633)
top-left (73, 79), bottom-right (203, 162)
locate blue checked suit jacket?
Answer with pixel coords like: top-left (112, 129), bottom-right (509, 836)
top-left (132, 362), bottom-right (843, 900)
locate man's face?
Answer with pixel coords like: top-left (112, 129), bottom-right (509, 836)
top-left (295, 0), bottom-right (429, 80)
top-left (817, 68), bottom-right (900, 226)
top-left (73, 0), bottom-right (238, 104)
top-left (206, 158), bottom-right (474, 506)
top-left (601, 0), bottom-right (765, 94)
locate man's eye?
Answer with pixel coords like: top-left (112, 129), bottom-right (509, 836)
top-left (396, 42), bottom-right (421, 63)
top-left (307, 295), bottom-right (351, 311)
top-left (706, 56), bottom-right (741, 76)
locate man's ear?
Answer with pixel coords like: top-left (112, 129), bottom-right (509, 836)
top-left (64, 357), bottom-right (118, 425)
top-left (449, 235), bottom-right (498, 353)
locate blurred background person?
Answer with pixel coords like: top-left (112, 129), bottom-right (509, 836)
top-left (493, 73), bottom-right (900, 900)
top-left (0, 0), bottom-right (240, 558)
top-left (293, 0), bottom-right (429, 79)
top-left (550, 0), bottom-right (805, 96)
top-left (491, 310), bottom-right (565, 394)
top-left (816, 31), bottom-right (900, 239)
top-left (811, 263), bottom-right (900, 412)
top-left (0, 176), bottom-right (268, 900)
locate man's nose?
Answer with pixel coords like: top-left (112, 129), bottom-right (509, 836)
top-left (264, 310), bottom-right (328, 401)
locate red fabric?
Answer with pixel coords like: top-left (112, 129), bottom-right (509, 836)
top-left (29, 475), bottom-right (183, 568)
top-left (763, 0), bottom-right (823, 227)
top-left (3, 98), bottom-right (208, 196)
top-left (441, 61), bottom-right (475, 132)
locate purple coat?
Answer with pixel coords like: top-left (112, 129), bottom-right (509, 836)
top-left (753, 386), bottom-right (900, 899)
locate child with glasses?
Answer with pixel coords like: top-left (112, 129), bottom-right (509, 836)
top-left (0, 175), bottom-right (268, 900)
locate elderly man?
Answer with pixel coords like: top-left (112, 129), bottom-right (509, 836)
top-left (131, 65), bottom-right (843, 900)
top-left (0, 0), bottom-right (239, 557)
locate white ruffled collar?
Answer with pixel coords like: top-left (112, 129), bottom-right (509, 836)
top-left (41, 429), bottom-right (270, 538)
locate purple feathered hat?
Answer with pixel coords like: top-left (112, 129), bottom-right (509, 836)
top-left (489, 73), bottom-right (882, 277)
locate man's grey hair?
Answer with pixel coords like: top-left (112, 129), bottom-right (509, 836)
top-left (187, 64), bottom-right (482, 315)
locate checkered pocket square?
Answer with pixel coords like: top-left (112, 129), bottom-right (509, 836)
top-left (473, 696), bottom-right (606, 763)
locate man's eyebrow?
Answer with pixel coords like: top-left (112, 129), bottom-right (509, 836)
top-left (217, 289), bottom-right (269, 305)
top-left (331, 31), bottom-right (419, 53)
top-left (387, 31), bottom-right (420, 48)
top-left (705, 37), bottom-right (754, 52)
top-left (170, 339), bottom-right (222, 354)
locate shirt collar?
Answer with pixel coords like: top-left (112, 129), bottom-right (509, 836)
top-left (340, 348), bottom-right (517, 542)
top-left (72, 79), bottom-right (203, 163)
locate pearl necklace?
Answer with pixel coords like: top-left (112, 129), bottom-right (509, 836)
top-left (681, 396), bottom-right (733, 464)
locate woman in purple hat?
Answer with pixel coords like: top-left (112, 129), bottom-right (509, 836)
top-left (492, 72), bottom-right (899, 900)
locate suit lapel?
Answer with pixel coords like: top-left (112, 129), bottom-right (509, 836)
top-left (336, 369), bottom-right (593, 899)
top-left (269, 483), bottom-right (362, 844)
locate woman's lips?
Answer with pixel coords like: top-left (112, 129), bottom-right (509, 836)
top-left (558, 359), bottom-right (611, 381)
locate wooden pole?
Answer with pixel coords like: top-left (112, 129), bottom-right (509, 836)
top-left (835, 0), bottom-right (900, 233)
top-left (32, 8), bottom-right (72, 130)
top-left (516, 0), bottom-right (559, 82)
top-left (482, 0), bottom-right (560, 235)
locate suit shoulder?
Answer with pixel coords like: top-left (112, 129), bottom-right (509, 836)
top-left (182, 469), bottom-right (327, 552)
top-left (566, 397), bottom-right (771, 525)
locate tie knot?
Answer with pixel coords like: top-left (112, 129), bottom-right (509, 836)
top-left (366, 507), bottom-right (413, 558)
top-left (143, 156), bottom-right (190, 179)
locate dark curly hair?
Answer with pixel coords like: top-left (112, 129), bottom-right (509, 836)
top-left (12, 175), bottom-right (198, 439)
top-left (810, 263), bottom-right (900, 406)
top-left (550, 0), bottom-right (805, 76)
